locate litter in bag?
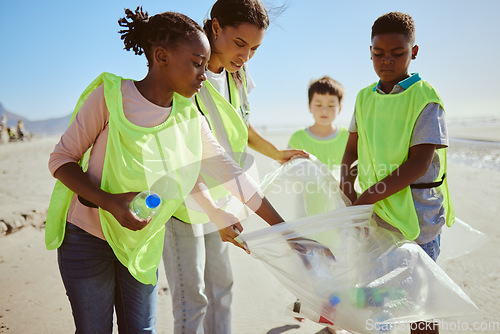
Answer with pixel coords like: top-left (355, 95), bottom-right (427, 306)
top-left (238, 157), bottom-right (480, 333)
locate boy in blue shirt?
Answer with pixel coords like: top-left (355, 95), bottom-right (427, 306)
top-left (341, 12), bottom-right (454, 334)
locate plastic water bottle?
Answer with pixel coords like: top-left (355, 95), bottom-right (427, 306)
top-left (130, 191), bottom-right (162, 220)
top-left (351, 287), bottom-right (405, 308)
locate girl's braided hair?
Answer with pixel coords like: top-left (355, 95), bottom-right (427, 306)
top-left (119, 7), bottom-right (204, 66)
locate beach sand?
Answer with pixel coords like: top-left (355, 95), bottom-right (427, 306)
top-left (1, 128), bottom-right (499, 333)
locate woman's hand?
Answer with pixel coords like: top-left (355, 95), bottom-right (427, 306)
top-left (275, 149), bottom-right (309, 164)
top-left (247, 124), bottom-right (309, 164)
top-left (209, 208), bottom-right (249, 253)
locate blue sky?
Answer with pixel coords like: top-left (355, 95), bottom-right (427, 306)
top-left (1, 0), bottom-right (499, 130)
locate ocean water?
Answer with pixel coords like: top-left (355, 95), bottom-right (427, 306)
top-left (448, 138), bottom-right (500, 171)
top-left (256, 128), bottom-right (500, 173)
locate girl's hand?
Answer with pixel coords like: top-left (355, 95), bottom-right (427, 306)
top-left (103, 192), bottom-right (151, 231)
top-left (276, 149), bottom-right (309, 164)
top-left (209, 208), bottom-right (249, 253)
top-left (52, 163), bottom-right (151, 231)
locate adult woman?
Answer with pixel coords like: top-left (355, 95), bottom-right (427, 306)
top-left (162, 1), bottom-right (307, 333)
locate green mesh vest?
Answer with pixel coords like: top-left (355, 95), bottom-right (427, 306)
top-left (45, 72), bottom-right (203, 284)
top-left (288, 127), bottom-right (349, 169)
top-left (355, 80), bottom-right (455, 240)
top-left (174, 69), bottom-right (250, 224)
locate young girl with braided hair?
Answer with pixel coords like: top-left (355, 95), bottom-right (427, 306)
top-left (46, 7), bottom-right (284, 333)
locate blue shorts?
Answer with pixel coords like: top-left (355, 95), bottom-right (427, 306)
top-left (418, 234), bottom-right (441, 262)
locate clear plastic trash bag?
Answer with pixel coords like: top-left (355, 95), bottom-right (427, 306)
top-left (259, 155), bottom-right (350, 218)
top-left (438, 217), bottom-right (488, 262)
top-left (238, 157), bottom-right (480, 333)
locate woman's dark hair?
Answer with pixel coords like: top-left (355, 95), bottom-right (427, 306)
top-left (203, 0), bottom-right (269, 85)
top-left (203, 0), bottom-right (269, 38)
top-left (371, 12), bottom-right (415, 44)
top-left (119, 7), bottom-right (204, 66)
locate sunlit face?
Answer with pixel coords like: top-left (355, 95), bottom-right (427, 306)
top-left (162, 31), bottom-right (211, 98)
top-left (370, 33), bottom-right (418, 92)
top-left (309, 93), bottom-right (341, 127)
top-left (209, 21), bottom-right (266, 73)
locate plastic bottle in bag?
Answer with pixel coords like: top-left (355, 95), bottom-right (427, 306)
top-left (130, 191), bottom-right (162, 220)
top-left (373, 310), bottom-right (394, 333)
top-left (351, 287), bottom-right (406, 308)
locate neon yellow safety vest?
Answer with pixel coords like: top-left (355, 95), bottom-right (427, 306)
top-left (174, 69), bottom-right (250, 224)
top-left (355, 80), bottom-right (455, 240)
top-left (288, 127), bottom-right (349, 169)
top-left (45, 72), bottom-right (203, 285)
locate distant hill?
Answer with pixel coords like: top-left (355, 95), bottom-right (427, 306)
top-left (0, 103), bottom-right (71, 136)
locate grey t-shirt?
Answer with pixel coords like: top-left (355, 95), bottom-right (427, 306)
top-left (349, 75), bottom-right (448, 244)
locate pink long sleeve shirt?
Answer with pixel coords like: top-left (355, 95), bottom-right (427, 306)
top-left (49, 80), bottom-right (261, 239)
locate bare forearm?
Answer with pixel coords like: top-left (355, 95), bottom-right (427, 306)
top-left (248, 124), bottom-right (279, 160)
top-left (340, 159), bottom-right (357, 200)
top-left (355, 164), bottom-right (420, 205)
top-left (53, 162), bottom-right (112, 211)
top-left (354, 144), bottom-right (436, 205)
top-left (248, 124), bottom-right (309, 164)
top-left (340, 132), bottom-right (359, 202)
top-left (245, 194), bottom-right (284, 226)
top-left (190, 176), bottom-right (218, 217)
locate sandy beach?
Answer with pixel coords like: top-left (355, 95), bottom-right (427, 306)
top-left (1, 128), bottom-right (499, 333)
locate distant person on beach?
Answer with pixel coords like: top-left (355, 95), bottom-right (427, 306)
top-left (0, 113), bottom-right (6, 130)
top-left (162, 1), bottom-right (308, 333)
top-left (17, 120), bottom-right (26, 141)
top-left (288, 76), bottom-right (349, 175)
top-left (46, 7), bottom-right (285, 333)
top-left (0, 113), bottom-right (8, 144)
top-left (7, 127), bottom-right (16, 141)
top-left (340, 12), bottom-right (455, 334)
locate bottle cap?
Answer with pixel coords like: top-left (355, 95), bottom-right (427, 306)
top-left (145, 193), bottom-right (161, 209)
top-left (329, 294), bottom-right (341, 306)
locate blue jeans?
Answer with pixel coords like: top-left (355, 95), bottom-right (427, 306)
top-left (418, 234), bottom-right (441, 262)
top-left (58, 223), bottom-right (158, 334)
top-left (163, 217), bottom-right (233, 334)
